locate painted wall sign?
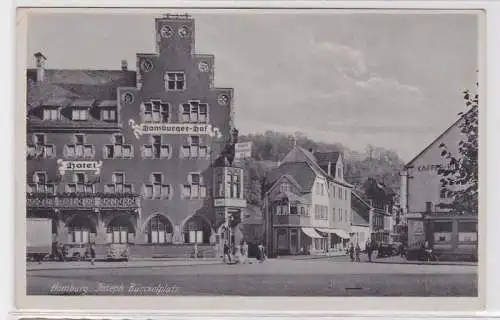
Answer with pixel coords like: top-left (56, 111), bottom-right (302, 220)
top-left (57, 159), bottom-right (103, 176)
top-left (234, 141), bottom-right (252, 159)
top-left (128, 120), bottom-right (222, 139)
top-left (415, 164), bottom-right (453, 172)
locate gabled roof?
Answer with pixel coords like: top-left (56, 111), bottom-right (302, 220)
top-left (264, 162), bottom-right (316, 193)
top-left (26, 68), bottom-right (137, 112)
top-left (352, 191), bottom-right (371, 207)
top-left (351, 208), bottom-right (369, 227)
top-left (275, 191), bottom-right (312, 205)
top-left (314, 151), bottom-right (342, 179)
top-left (405, 108), bottom-right (475, 168)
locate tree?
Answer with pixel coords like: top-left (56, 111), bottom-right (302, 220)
top-left (438, 85), bottom-right (479, 215)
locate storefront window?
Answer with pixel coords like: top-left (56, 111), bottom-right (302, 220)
top-left (458, 221), bottom-right (477, 243)
top-left (433, 221), bottom-right (453, 243)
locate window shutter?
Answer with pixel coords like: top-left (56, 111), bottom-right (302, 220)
top-left (129, 145), bottom-right (134, 159)
top-left (140, 145), bottom-right (146, 159)
top-left (187, 174), bottom-right (192, 184)
top-left (63, 145), bottom-right (68, 158)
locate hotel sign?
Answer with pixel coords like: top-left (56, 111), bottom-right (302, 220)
top-left (128, 120), bottom-right (222, 139)
top-left (57, 159), bottom-right (103, 176)
top-left (235, 142), bottom-right (252, 159)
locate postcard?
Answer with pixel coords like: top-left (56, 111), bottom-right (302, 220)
top-left (15, 6), bottom-right (485, 313)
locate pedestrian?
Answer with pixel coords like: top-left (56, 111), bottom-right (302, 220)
top-left (399, 242), bottom-right (406, 258)
top-left (424, 240), bottom-right (433, 262)
top-left (223, 240), bottom-right (232, 264)
top-left (242, 241), bottom-right (249, 264)
top-left (349, 243), bottom-right (355, 262)
top-left (257, 243), bottom-right (266, 263)
top-left (89, 242), bottom-right (96, 265)
top-left (193, 243), bottom-right (198, 259)
top-left (355, 243), bottom-right (361, 262)
top-left (366, 240), bottom-right (373, 262)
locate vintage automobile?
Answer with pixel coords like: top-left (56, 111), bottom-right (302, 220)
top-left (63, 243), bottom-right (89, 261)
top-left (376, 243), bottom-right (398, 258)
top-left (105, 243), bottom-right (130, 261)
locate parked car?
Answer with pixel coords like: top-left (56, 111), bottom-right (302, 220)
top-left (63, 244), bottom-right (89, 261)
top-left (376, 243), bottom-right (398, 258)
top-left (106, 243), bottom-right (129, 261)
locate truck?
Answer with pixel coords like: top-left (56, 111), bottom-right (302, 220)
top-left (26, 218), bottom-right (53, 263)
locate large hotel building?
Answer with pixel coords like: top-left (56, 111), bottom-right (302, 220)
top-left (26, 14), bottom-right (247, 257)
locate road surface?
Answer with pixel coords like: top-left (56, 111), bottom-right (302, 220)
top-left (27, 257), bottom-right (477, 296)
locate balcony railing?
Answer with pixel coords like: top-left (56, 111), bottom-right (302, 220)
top-left (26, 192), bottom-right (141, 210)
top-left (273, 214), bottom-right (310, 226)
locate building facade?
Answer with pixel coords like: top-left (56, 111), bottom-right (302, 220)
top-left (263, 146), bottom-right (352, 256)
top-left (26, 14), bottom-right (246, 257)
top-left (400, 116), bottom-right (478, 260)
top-left (350, 192), bottom-right (371, 248)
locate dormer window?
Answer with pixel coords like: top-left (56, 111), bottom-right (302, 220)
top-left (72, 108), bottom-right (88, 121)
top-left (42, 107), bottom-right (60, 120)
top-left (70, 99), bottom-right (94, 121)
top-left (97, 100), bottom-right (118, 122)
top-left (101, 109), bottom-right (116, 121)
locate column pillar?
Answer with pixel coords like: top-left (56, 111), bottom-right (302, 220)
top-left (95, 210), bottom-right (107, 245)
top-left (172, 225), bottom-right (183, 244)
top-left (55, 210), bottom-right (68, 244)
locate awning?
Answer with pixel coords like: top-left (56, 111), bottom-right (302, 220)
top-left (316, 228), bottom-right (350, 239)
top-left (301, 227), bottom-right (325, 239)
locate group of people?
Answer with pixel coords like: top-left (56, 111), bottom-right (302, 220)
top-left (348, 240), bottom-right (376, 263)
top-left (222, 240), bottom-right (266, 264)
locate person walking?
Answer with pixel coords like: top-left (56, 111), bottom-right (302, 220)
top-left (193, 243), bottom-right (199, 260)
top-left (424, 240), bottom-right (433, 262)
top-left (257, 243), bottom-right (266, 263)
top-left (241, 241), bottom-right (249, 264)
top-left (349, 243), bottom-right (355, 262)
top-left (89, 242), bottom-right (96, 265)
top-left (366, 240), bottom-right (373, 262)
top-left (355, 243), bottom-right (361, 262)
top-left (223, 240), bottom-right (232, 264)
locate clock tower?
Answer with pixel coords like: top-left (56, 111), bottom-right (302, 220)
top-left (155, 13), bottom-right (195, 56)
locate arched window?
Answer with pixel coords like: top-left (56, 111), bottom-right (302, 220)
top-left (107, 216), bottom-right (135, 244)
top-left (67, 215), bottom-right (96, 244)
top-left (146, 215), bottom-right (173, 244)
top-left (183, 216), bottom-right (211, 244)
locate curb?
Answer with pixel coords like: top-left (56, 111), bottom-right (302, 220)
top-left (27, 261), bottom-right (223, 272)
top-left (371, 260), bottom-right (477, 267)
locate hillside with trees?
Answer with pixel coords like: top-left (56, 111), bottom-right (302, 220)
top-left (239, 131), bottom-right (405, 195)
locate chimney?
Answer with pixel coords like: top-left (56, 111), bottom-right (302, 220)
top-left (308, 148), bottom-right (313, 153)
top-left (34, 52), bottom-right (46, 82)
top-left (327, 161), bottom-right (332, 176)
top-left (121, 60), bottom-right (128, 71)
top-left (425, 201), bottom-right (432, 214)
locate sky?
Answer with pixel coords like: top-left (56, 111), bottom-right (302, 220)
top-left (26, 10), bottom-right (479, 162)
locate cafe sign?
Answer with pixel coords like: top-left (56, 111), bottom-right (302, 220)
top-left (57, 159), bottom-right (103, 176)
top-left (128, 120), bottom-right (222, 139)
